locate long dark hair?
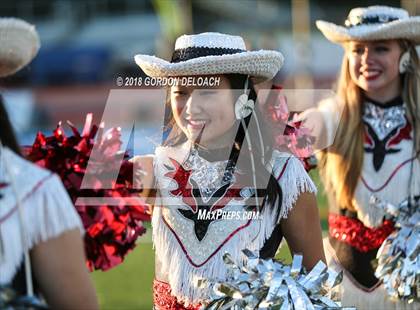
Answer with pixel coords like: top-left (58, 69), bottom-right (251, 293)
top-left (0, 95), bottom-right (21, 155)
top-left (162, 74), bottom-right (283, 218)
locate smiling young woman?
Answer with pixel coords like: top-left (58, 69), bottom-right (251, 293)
top-left (169, 75), bottom-right (237, 149)
top-left (346, 40), bottom-right (403, 102)
top-left (311, 5), bottom-right (420, 309)
top-left (132, 32), bottom-right (325, 309)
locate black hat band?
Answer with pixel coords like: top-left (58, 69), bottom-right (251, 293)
top-left (171, 47), bottom-right (245, 63)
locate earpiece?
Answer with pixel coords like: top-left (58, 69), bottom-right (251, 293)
top-left (234, 94), bottom-right (255, 119)
top-left (234, 77), bottom-right (255, 120)
top-left (399, 51), bottom-right (410, 74)
top-left (234, 76), bottom-right (265, 164)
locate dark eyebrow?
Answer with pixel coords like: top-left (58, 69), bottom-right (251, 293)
top-left (369, 40), bottom-right (394, 48)
top-left (171, 86), bottom-right (186, 92)
top-left (349, 42), bottom-right (363, 48)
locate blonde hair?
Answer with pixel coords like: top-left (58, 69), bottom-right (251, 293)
top-left (401, 41), bottom-right (420, 154)
top-left (318, 40), bottom-right (420, 211)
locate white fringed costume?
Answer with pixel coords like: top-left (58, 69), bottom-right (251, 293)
top-left (318, 97), bottom-right (420, 310)
top-left (0, 147), bottom-right (83, 285)
top-left (147, 141), bottom-right (316, 307)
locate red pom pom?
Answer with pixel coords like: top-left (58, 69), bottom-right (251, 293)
top-left (24, 114), bottom-right (151, 271)
top-left (262, 86), bottom-right (317, 171)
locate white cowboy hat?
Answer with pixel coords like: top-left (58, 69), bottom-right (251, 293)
top-left (0, 17), bottom-right (40, 77)
top-left (316, 6), bottom-right (420, 44)
top-left (134, 32), bottom-right (284, 81)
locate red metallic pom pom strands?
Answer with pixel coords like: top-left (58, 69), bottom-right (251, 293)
top-left (263, 85), bottom-right (317, 171)
top-left (24, 113), bottom-right (151, 271)
top-left (328, 213), bottom-right (395, 253)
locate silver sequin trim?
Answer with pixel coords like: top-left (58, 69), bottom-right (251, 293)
top-left (183, 149), bottom-right (236, 203)
top-left (363, 101), bottom-right (406, 140)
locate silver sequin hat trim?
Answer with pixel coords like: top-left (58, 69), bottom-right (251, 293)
top-left (316, 5), bottom-right (420, 44)
top-left (134, 32), bottom-right (284, 81)
top-left (0, 17), bottom-right (40, 77)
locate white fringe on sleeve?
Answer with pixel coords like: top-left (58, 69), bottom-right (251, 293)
top-left (268, 150), bottom-right (317, 221)
top-left (0, 174), bottom-right (83, 285)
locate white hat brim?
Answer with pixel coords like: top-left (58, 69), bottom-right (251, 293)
top-left (316, 17), bottom-right (420, 44)
top-left (134, 50), bottom-right (284, 81)
top-left (0, 18), bottom-right (40, 77)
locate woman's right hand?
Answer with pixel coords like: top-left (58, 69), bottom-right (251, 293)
top-left (295, 108), bottom-right (329, 150)
top-left (130, 155), bottom-right (156, 206)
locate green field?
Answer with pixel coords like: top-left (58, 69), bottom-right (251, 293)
top-left (92, 231), bottom-right (154, 310)
top-left (92, 170), bottom-right (328, 309)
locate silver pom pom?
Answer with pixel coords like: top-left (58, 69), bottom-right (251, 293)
top-left (198, 249), bottom-right (346, 309)
top-left (372, 196), bottom-right (420, 303)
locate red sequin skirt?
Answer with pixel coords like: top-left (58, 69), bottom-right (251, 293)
top-left (153, 279), bottom-right (201, 310)
top-left (328, 213), bottom-right (394, 252)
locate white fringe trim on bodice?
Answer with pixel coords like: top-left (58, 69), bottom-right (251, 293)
top-left (152, 145), bottom-right (316, 304)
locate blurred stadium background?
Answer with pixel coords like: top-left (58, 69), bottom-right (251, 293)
top-left (1, 0), bottom-right (419, 309)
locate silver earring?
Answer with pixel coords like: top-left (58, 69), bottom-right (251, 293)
top-left (399, 51), bottom-right (410, 74)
